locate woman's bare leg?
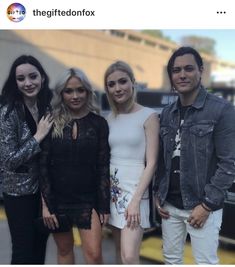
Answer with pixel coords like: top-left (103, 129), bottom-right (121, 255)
top-left (79, 209), bottom-right (103, 264)
top-left (109, 225), bottom-right (122, 264)
top-left (120, 226), bottom-right (144, 264)
top-left (53, 230), bottom-right (75, 264)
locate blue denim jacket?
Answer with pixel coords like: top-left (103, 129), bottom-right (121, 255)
top-left (155, 87), bottom-right (235, 211)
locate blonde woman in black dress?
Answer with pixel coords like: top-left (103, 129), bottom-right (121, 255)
top-left (39, 68), bottom-right (110, 264)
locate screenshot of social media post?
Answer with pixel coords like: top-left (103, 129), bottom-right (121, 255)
top-left (0, 0), bottom-right (235, 265)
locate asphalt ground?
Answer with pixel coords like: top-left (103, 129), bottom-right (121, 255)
top-left (0, 204), bottom-right (156, 264)
top-left (1, 204), bottom-right (235, 264)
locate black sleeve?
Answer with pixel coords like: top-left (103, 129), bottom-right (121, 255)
top-left (153, 111), bottom-right (165, 194)
top-left (39, 132), bottom-right (56, 214)
top-left (153, 134), bottom-right (165, 194)
top-left (96, 117), bottom-right (110, 214)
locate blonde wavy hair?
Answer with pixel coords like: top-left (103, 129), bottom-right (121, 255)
top-left (104, 60), bottom-right (137, 116)
top-left (52, 68), bottom-right (99, 138)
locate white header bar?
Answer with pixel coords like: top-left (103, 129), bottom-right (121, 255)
top-left (0, 0), bottom-right (235, 29)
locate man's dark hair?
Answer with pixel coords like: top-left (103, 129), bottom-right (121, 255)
top-left (167, 46), bottom-right (203, 87)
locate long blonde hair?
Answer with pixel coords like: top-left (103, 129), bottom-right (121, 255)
top-left (52, 68), bottom-right (99, 138)
top-left (104, 61), bottom-right (136, 116)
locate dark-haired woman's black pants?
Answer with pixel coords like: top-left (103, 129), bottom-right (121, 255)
top-left (3, 192), bottom-right (48, 264)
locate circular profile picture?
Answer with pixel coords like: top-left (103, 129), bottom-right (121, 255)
top-left (7, 3), bottom-right (26, 22)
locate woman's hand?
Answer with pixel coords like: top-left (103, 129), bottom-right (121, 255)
top-left (99, 213), bottom-right (110, 226)
top-left (34, 114), bottom-right (54, 143)
top-left (42, 205), bottom-right (59, 230)
top-left (125, 199), bottom-right (141, 229)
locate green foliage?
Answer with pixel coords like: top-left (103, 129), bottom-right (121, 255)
top-left (141, 30), bottom-right (173, 42)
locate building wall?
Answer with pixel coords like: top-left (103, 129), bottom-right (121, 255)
top-left (1, 30), bottom-right (234, 92)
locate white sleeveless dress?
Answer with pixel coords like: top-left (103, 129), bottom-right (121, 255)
top-left (107, 107), bottom-right (155, 229)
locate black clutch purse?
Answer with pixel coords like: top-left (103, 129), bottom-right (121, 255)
top-left (35, 214), bottom-right (72, 234)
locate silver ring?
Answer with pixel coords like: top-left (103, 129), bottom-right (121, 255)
top-left (157, 206), bottom-right (161, 209)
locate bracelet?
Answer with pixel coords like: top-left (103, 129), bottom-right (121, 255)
top-left (201, 203), bottom-right (212, 212)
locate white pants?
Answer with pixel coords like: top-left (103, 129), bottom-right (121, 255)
top-left (161, 202), bottom-right (222, 265)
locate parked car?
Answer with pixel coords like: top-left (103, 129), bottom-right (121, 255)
top-left (0, 172), bottom-right (3, 201)
top-left (208, 87), bottom-right (235, 243)
top-left (220, 181), bottom-right (235, 244)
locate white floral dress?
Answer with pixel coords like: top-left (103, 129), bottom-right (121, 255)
top-left (108, 107), bottom-right (155, 229)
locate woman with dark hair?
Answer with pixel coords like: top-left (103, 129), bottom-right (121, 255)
top-left (0, 55), bottom-right (53, 264)
top-left (39, 68), bottom-right (110, 264)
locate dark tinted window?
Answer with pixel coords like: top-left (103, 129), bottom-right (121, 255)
top-left (101, 94), bottom-right (110, 110)
top-left (137, 92), bottom-right (177, 108)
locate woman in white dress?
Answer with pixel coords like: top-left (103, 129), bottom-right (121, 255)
top-left (104, 61), bottom-right (160, 264)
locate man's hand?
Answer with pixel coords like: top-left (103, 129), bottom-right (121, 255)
top-left (187, 204), bottom-right (210, 228)
top-left (155, 198), bottom-right (170, 219)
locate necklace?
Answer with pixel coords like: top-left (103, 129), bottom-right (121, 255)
top-left (27, 104), bottom-right (39, 122)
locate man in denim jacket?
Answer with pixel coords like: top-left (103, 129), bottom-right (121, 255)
top-left (154, 46), bottom-right (235, 264)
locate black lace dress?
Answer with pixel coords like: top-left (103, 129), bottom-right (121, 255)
top-left (39, 112), bottom-right (110, 229)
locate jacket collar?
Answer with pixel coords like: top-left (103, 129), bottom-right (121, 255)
top-left (172, 86), bottom-right (208, 113)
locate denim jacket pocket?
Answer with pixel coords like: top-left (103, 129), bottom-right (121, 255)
top-left (187, 124), bottom-right (214, 198)
top-left (189, 124), bottom-right (214, 154)
top-left (189, 124), bottom-right (214, 137)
